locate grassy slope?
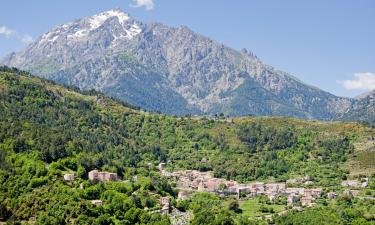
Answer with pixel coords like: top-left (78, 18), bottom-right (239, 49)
top-left (239, 198), bottom-right (285, 217)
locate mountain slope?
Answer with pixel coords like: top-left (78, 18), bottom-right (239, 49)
top-left (1, 8), bottom-right (355, 119)
top-left (341, 90), bottom-right (375, 124)
top-left (0, 66), bottom-right (374, 224)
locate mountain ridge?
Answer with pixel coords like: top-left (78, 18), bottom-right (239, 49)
top-left (1, 8), bottom-right (371, 121)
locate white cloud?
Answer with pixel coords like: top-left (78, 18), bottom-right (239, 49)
top-left (0, 25), bottom-right (33, 45)
top-left (339, 72), bottom-right (375, 91)
top-left (21, 34), bottom-right (33, 44)
top-left (130, 0), bottom-right (155, 10)
top-left (0, 26), bottom-right (15, 37)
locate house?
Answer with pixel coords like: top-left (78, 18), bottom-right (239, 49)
top-left (248, 182), bottom-right (265, 195)
top-left (224, 186), bottom-right (238, 196)
top-left (265, 183), bottom-right (286, 194)
top-left (160, 196), bottom-right (170, 214)
top-left (343, 189), bottom-right (351, 196)
top-left (63, 174), bottom-right (75, 181)
top-left (304, 189), bottom-right (312, 197)
top-left (91, 200), bottom-right (103, 206)
top-left (342, 180), bottom-right (361, 187)
top-left (349, 190), bottom-right (360, 197)
top-left (161, 196), bottom-right (170, 205)
top-left (178, 191), bottom-right (189, 200)
top-left (285, 188), bottom-right (305, 196)
top-left (88, 170), bottom-right (118, 182)
top-left (303, 188), bottom-right (322, 198)
top-left (268, 193), bottom-right (277, 202)
top-left (236, 186), bottom-right (251, 199)
top-left (225, 180), bottom-right (238, 188)
top-left (197, 181), bottom-right (205, 192)
top-left (288, 194), bottom-right (299, 204)
top-left (362, 182), bottom-right (369, 188)
top-left (286, 175), bottom-right (310, 184)
top-left (286, 178), bottom-right (298, 184)
top-left (342, 189), bottom-right (360, 197)
top-left (205, 178), bottom-right (225, 192)
top-left (301, 196), bottom-right (313, 206)
top-left (158, 163), bottom-right (166, 171)
top-left (310, 188), bottom-right (323, 197)
top-left (161, 170), bottom-right (172, 177)
top-left (177, 177), bottom-right (191, 189)
top-left (327, 192), bottom-right (337, 199)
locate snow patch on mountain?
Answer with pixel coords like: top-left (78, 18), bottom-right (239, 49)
top-left (89, 9), bottom-right (130, 29)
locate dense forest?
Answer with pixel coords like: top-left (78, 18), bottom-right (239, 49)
top-left (0, 67), bottom-right (374, 224)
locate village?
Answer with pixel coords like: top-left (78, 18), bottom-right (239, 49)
top-left (62, 164), bottom-right (370, 222)
top-left (158, 163), bottom-right (369, 208)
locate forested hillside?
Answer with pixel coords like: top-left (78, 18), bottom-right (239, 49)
top-left (0, 67), bottom-right (374, 224)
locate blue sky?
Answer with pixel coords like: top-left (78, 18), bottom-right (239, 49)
top-left (0, 0), bottom-right (374, 97)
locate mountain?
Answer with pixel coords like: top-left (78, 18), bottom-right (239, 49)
top-left (341, 90), bottom-right (375, 124)
top-left (0, 8), bottom-right (357, 119)
top-left (355, 90), bottom-right (374, 99)
top-left (0, 66), bottom-right (374, 224)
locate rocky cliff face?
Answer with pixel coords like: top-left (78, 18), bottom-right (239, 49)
top-left (2, 8), bottom-right (357, 119)
top-left (341, 90), bottom-right (375, 124)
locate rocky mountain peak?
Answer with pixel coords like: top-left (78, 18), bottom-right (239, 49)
top-left (87, 8), bottom-right (132, 28)
top-left (36, 8), bottom-right (140, 46)
top-left (2, 9), bottom-right (370, 121)
top-left (355, 90), bottom-right (375, 99)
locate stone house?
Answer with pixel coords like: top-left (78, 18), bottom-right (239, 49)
top-left (224, 187), bottom-right (238, 196)
top-left (158, 163), bottom-right (166, 171)
top-left (342, 180), bottom-right (361, 187)
top-left (285, 188), bottom-right (305, 196)
top-left (178, 191), bottom-right (189, 200)
top-left (327, 192), bottom-right (337, 199)
top-left (350, 190), bottom-right (360, 197)
top-left (225, 180), bottom-right (238, 188)
top-left (248, 182), bottom-right (265, 195)
top-left (268, 193), bottom-right (278, 202)
top-left (161, 170), bottom-right (172, 177)
top-left (301, 196), bottom-right (313, 206)
top-left (197, 181), bottom-right (204, 191)
top-left (286, 175), bottom-right (310, 184)
top-left (344, 189), bottom-right (360, 197)
top-left (288, 194), bottom-right (299, 205)
top-left (310, 188), bottom-right (323, 197)
top-left (160, 196), bottom-right (170, 215)
top-left (361, 182), bottom-right (369, 188)
top-left (265, 183), bottom-right (286, 194)
top-left (91, 200), bottom-right (103, 206)
top-left (303, 188), bottom-right (323, 198)
top-left (236, 186), bottom-right (251, 199)
top-left (177, 177), bottom-right (191, 189)
top-left (63, 174), bottom-right (75, 181)
top-left (205, 178), bottom-right (226, 192)
top-left (88, 170), bottom-right (118, 182)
